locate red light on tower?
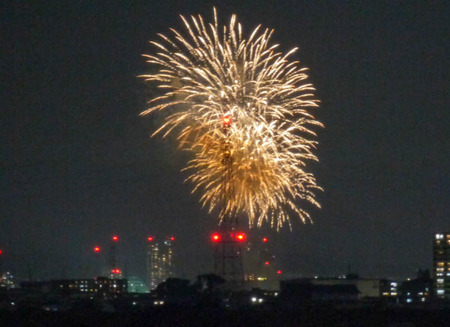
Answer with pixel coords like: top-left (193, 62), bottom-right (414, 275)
top-left (0, 249), bottom-right (2, 255)
top-left (93, 246), bottom-right (101, 253)
top-left (236, 232), bottom-right (246, 242)
top-left (223, 115), bottom-right (231, 126)
top-left (148, 236), bottom-right (154, 242)
top-left (265, 261), bottom-right (270, 266)
top-left (262, 237), bottom-right (268, 243)
top-left (277, 270), bottom-right (282, 275)
top-left (112, 236), bottom-right (119, 242)
top-left (170, 236), bottom-right (175, 241)
top-left (212, 233), bottom-right (221, 242)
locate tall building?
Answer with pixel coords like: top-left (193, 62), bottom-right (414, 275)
top-left (243, 235), bottom-right (280, 282)
top-left (110, 235), bottom-right (123, 279)
top-left (433, 232), bottom-right (450, 299)
top-left (147, 236), bottom-right (175, 290)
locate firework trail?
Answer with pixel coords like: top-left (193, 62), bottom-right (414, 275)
top-left (140, 9), bottom-right (323, 229)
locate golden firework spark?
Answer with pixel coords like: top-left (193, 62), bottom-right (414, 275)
top-left (140, 9), bottom-right (323, 229)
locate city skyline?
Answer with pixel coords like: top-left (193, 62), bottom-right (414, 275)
top-left (1, 1), bottom-right (449, 282)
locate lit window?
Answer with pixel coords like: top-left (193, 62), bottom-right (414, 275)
top-left (437, 262), bottom-right (444, 267)
top-left (437, 290), bottom-right (445, 295)
top-left (436, 234), bottom-right (444, 240)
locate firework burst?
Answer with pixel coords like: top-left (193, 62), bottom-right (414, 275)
top-left (140, 9), bottom-right (323, 229)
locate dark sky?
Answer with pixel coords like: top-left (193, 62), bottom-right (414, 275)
top-left (1, 1), bottom-right (449, 282)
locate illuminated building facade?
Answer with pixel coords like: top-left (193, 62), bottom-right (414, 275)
top-left (127, 276), bottom-right (148, 293)
top-left (20, 277), bottom-right (127, 298)
top-left (433, 232), bottom-right (450, 299)
top-left (147, 236), bottom-right (175, 290)
top-left (0, 271), bottom-right (16, 289)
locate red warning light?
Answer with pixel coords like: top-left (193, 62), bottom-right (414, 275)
top-left (277, 270), bottom-right (282, 275)
top-left (223, 115), bottom-right (231, 126)
top-left (148, 237), bottom-right (154, 242)
top-left (212, 233), bottom-right (221, 242)
top-left (94, 246), bottom-right (101, 253)
top-left (111, 269), bottom-right (121, 274)
top-left (262, 237), bottom-right (268, 243)
top-left (265, 261), bottom-right (270, 266)
top-left (170, 237), bottom-right (175, 241)
top-left (112, 236), bottom-right (119, 242)
top-left (236, 232), bottom-right (246, 242)
top-left (0, 249), bottom-right (2, 255)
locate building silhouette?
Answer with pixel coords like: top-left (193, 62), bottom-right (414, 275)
top-left (147, 236), bottom-right (175, 290)
top-left (433, 232), bottom-right (450, 299)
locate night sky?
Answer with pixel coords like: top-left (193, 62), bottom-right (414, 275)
top-left (2, 1), bottom-right (449, 282)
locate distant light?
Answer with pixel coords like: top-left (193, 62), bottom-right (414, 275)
top-left (223, 115), bottom-right (232, 126)
top-left (0, 249), bottom-right (2, 255)
top-left (212, 233), bottom-right (221, 242)
top-left (94, 246), bottom-right (101, 253)
top-left (170, 236), bottom-right (175, 241)
top-left (277, 270), bottom-right (282, 275)
top-left (236, 232), bottom-right (246, 242)
top-left (112, 236), bottom-right (119, 242)
top-left (265, 261), bottom-right (270, 265)
top-left (148, 237), bottom-right (154, 242)
top-left (262, 237), bottom-right (268, 243)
